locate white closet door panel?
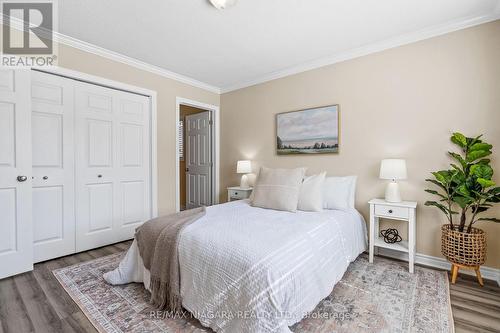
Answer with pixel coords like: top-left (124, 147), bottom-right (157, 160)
top-left (31, 71), bottom-right (75, 262)
top-left (87, 182), bottom-right (114, 231)
top-left (0, 69), bottom-right (33, 279)
top-left (87, 119), bottom-right (113, 167)
top-left (75, 82), bottom-right (151, 251)
top-left (121, 123), bottom-right (143, 167)
top-left (120, 98), bottom-right (145, 123)
top-left (86, 93), bottom-right (113, 113)
top-left (32, 112), bottom-right (63, 167)
top-left (0, 70), bottom-right (15, 92)
top-left (0, 103), bottom-right (16, 167)
top-left (121, 181), bottom-right (145, 225)
top-left (75, 83), bottom-right (118, 251)
top-left (74, 181), bottom-right (115, 250)
top-left (31, 80), bottom-right (63, 106)
top-left (33, 186), bottom-right (63, 242)
top-left (0, 188), bottom-right (17, 253)
top-left (114, 90), bottom-right (151, 241)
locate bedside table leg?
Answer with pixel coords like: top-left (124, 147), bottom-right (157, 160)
top-left (475, 266), bottom-right (484, 287)
top-left (451, 264), bottom-right (459, 284)
top-left (409, 209), bottom-right (416, 273)
top-left (369, 205), bottom-right (375, 263)
top-left (409, 252), bottom-right (415, 273)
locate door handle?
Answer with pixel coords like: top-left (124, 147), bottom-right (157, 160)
top-left (17, 175), bottom-right (28, 182)
top-left (185, 168), bottom-right (189, 172)
top-left (43, 176), bottom-right (48, 180)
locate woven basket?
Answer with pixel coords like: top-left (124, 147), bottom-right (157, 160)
top-left (441, 224), bottom-right (486, 266)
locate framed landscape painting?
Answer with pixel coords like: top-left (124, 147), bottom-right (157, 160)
top-left (276, 105), bottom-right (339, 155)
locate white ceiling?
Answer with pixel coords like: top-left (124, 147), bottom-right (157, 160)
top-left (58, 0), bottom-right (500, 92)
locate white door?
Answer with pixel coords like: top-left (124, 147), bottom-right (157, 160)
top-left (0, 69), bottom-right (33, 279)
top-left (185, 111), bottom-right (212, 209)
top-left (114, 88), bottom-right (151, 241)
top-left (75, 81), bottom-right (151, 252)
top-left (31, 71), bottom-right (76, 263)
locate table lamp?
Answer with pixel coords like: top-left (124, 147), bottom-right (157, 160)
top-left (379, 159), bottom-right (407, 202)
top-left (237, 160), bottom-right (252, 189)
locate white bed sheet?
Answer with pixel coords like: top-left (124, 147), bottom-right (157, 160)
top-left (104, 200), bottom-right (367, 333)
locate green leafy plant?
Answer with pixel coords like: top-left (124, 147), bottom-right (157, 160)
top-left (425, 132), bottom-right (500, 233)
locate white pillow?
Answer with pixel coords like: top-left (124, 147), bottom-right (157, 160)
top-left (323, 176), bottom-right (357, 210)
top-left (298, 172), bottom-right (326, 212)
top-left (251, 167), bottom-right (307, 212)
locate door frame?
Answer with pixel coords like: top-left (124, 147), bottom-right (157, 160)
top-left (32, 67), bottom-right (159, 219)
top-left (176, 97), bottom-right (220, 212)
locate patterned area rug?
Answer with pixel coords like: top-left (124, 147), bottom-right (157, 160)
top-left (53, 253), bottom-right (454, 333)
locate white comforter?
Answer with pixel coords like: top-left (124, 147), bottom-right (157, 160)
top-left (104, 200), bottom-right (367, 333)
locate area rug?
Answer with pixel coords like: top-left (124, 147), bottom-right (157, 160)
top-left (53, 253), bottom-right (454, 333)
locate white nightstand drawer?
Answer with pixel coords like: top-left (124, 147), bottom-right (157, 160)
top-left (375, 205), bottom-right (409, 219)
top-left (227, 187), bottom-right (253, 201)
top-left (229, 189), bottom-right (246, 199)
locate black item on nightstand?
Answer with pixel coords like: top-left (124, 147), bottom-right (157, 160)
top-left (380, 228), bottom-right (402, 244)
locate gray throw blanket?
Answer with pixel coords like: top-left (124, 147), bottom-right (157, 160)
top-left (135, 207), bottom-right (206, 311)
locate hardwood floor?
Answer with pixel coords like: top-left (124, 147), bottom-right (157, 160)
top-left (450, 274), bottom-right (500, 332)
top-left (0, 242), bottom-right (498, 333)
top-left (0, 242), bottom-right (131, 333)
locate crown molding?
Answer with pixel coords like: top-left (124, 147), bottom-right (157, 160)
top-left (53, 33), bottom-right (221, 94)
top-left (0, 14), bottom-right (219, 93)
top-left (3, 10), bottom-right (499, 95)
top-left (220, 12), bottom-right (500, 93)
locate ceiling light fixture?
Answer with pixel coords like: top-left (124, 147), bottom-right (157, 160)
top-left (209, 0), bottom-right (237, 10)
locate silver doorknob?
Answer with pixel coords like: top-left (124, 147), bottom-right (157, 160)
top-left (17, 175), bottom-right (28, 182)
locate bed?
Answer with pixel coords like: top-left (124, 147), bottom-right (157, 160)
top-left (105, 199), bottom-right (367, 333)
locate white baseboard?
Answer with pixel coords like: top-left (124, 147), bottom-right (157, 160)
top-left (375, 248), bottom-right (500, 287)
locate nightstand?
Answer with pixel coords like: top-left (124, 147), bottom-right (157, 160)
top-left (227, 187), bottom-right (253, 202)
top-left (368, 198), bottom-right (417, 273)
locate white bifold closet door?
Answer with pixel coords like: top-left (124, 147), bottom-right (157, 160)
top-left (74, 81), bottom-right (151, 252)
top-left (31, 71), bottom-right (76, 263)
top-left (0, 69), bottom-right (33, 279)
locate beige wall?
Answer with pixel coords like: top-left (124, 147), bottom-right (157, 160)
top-left (58, 44), bottom-right (220, 216)
top-left (220, 20), bottom-right (500, 268)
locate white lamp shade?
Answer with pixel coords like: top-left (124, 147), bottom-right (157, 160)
top-left (379, 159), bottom-right (407, 180)
top-left (209, 0), bottom-right (237, 9)
top-left (237, 160), bottom-right (252, 174)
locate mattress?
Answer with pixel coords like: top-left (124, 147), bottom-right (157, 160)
top-left (105, 199), bottom-right (367, 333)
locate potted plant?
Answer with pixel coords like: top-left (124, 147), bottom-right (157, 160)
top-left (425, 132), bottom-right (500, 286)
